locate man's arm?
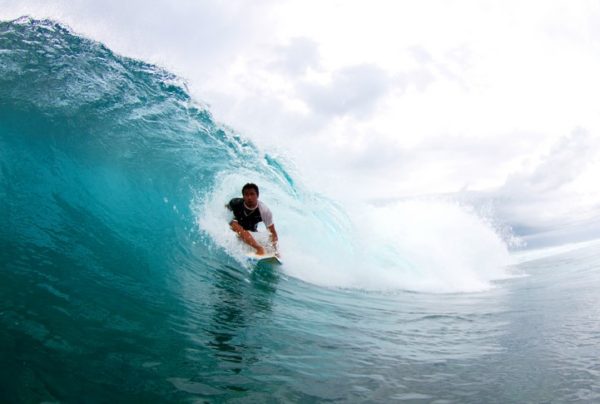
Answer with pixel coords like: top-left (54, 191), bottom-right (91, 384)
top-left (230, 221), bottom-right (265, 255)
top-left (267, 224), bottom-right (278, 252)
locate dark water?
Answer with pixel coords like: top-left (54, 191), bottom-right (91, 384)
top-left (2, 17), bottom-right (600, 402)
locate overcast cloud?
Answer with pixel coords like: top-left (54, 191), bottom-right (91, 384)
top-left (298, 64), bottom-right (391, 117)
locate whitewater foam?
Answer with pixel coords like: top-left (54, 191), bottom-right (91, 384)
top-left (196, 173), bottom-right (514, 293)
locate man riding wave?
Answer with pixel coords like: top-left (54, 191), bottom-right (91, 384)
top-left (227, 183), bottom-right (278, 256)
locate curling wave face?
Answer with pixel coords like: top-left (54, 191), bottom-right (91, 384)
top-left (1, 17), bottom-right (514, 299)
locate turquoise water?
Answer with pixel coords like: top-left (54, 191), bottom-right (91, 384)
top-left (2, 17), bottom-right (600, 402)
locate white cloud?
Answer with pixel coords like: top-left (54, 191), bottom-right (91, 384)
top-left (298, 64), bottom-right (391, 118)
top-left (271, 37), bottom-right (320, 77)
top-left (503, 129), bottom-right (599, 194)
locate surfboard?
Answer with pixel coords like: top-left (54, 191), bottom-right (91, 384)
top-left (246, 252), bottom-right (282, 265)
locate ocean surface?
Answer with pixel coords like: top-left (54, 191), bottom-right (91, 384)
top-left (2, 17), bottom-right (600, 402)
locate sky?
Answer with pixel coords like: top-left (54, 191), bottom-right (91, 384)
top-left (2, 0), bottom-right (600, 246)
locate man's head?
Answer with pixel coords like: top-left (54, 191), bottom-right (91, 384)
top-left (242, 183), bottom-right (259, 209)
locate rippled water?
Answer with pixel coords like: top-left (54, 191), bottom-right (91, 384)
top-left (4, 241), bottom-right (600, 402)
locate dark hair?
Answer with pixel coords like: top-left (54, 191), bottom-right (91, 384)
top-left (242, 183), bottom-right (259, 196)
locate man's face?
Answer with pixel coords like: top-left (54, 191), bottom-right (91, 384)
top-left (243, 189), bottom-right (258, 208)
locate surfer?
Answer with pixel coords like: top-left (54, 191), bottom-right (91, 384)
top-left (227, 183), bottom-right (278, 256)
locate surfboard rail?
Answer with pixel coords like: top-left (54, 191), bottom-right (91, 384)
top-left (246, 252), bottom-right (282, 265)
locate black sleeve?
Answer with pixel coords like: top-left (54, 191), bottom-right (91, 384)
top-left (228, 198), bottom-right (243, 221)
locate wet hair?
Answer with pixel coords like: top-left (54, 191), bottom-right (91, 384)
top-left (242, 183), bottom-right (259, 196)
